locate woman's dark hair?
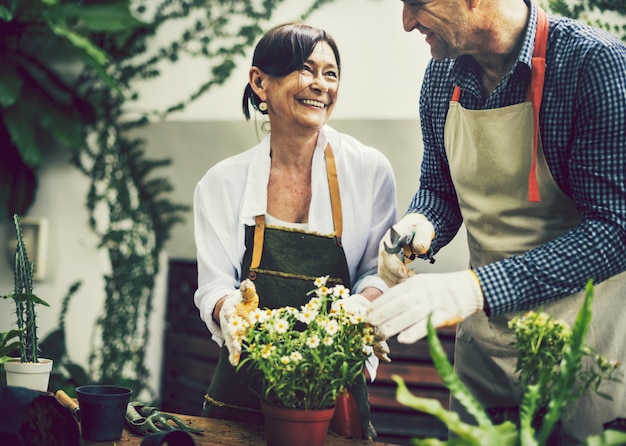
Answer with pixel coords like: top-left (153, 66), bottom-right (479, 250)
top-left (242, 22), bottom-right (341, 120)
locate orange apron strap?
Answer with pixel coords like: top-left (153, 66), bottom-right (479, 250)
top-left (324, 144), bottom-right (343, 246)
top-left (527, 7), bottom-right (549, 202)
top-left (251, 215), bottom-right (265, 269)
top-left (451, 85), bottom-right (462, 102)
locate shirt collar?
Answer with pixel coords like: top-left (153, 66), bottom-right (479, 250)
top-left (239, 128), bottom-right (330, 224)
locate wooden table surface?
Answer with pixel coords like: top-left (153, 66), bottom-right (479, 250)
top-left (80, 413), bottom-right (400, 446)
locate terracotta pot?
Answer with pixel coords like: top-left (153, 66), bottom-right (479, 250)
top-left (4, 358), bottom-right (53, 392)
top-left (261, 402), bottom-right (335, 446)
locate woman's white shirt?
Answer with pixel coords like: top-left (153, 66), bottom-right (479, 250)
top-left (193, 126), bottom-right (397, 344)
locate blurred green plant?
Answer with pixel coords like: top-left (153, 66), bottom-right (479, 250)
top-left (393, 280), bottom-right (626, 445)
top-left (0, 0), bottom-right (141, 220)
top-left (541, 0), bottom-right (626, 41)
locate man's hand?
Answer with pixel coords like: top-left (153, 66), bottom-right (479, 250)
top-left (378, 213), bottom-right (435, 286)
top-left (336, 294), bottom-right (391, 363)
top-left (336, 293), bottom-right (371, 316)
top-left (366, 270), bottom-right (484, 344)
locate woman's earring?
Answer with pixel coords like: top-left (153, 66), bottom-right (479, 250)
top-left (258, 101), bottom-right (268, 112)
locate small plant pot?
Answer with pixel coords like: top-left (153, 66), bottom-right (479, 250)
top-left (4, 358), bottom-right (53, 392)
top-left (261, 402), bottom-right (335, 446)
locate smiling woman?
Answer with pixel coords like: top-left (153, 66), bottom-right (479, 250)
top-left (193, 22), bottom-right (398, 441)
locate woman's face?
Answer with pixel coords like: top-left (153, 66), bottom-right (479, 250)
top-left (264, 41), bottom-right (339, 132)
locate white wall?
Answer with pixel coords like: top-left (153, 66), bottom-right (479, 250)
top-left (133, 0), bottom-right (427, 121)
top-left (0, 0), bottom-right (468, 401)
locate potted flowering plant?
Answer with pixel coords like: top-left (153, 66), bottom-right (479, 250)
top-left (229, 277), bottom-right (378, 446)
top-left (234, 276), bottom-right (377, 410)
top-left (393, 280), bottom-right (626, 445)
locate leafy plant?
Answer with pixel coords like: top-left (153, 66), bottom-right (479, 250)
top-left (1, 214), bottom-right (50, 363)
top-left (0, 0), bottom-right (140, 220)
top-left (393, 280), bottom-right (626, 445)
top-left (0, 328), bottom-right (24, 365)
top-left (541, 0), bottom-right (626, 42)
top-left (234, 277), bottom-right (377, 410)
top-left (508, 307), bottom-right (619, 415)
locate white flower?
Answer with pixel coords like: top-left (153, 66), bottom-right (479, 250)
top-left (227, 315), bottom-right (248, 333)
top-left (290, 351), bottom-right (303, 362)
top-left (304, 297), bottom-right (322, 310)
top-left (273, 318), bottom-right (290, 334)
top-left (306, 335), bottom-right (320, 348)
top-left (323, 337), bottom-right (334, 346)
top-left (249, 308), bottom-right (270, 324)
top-left (314, 276), bottom-right (329, 288)
top-left (323, 319), bottom-right (340, 336)
top-left (296, 308), bottom-right (318, 324)
top-left (261, 344), bottom-right (275, 359)
top-left (332, 284), bottom-right (350, 298)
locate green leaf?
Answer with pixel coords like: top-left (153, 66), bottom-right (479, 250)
top-left (2, 104), bottom-right (42, 167)
top-left (40, 105), bottom-right (84, 150)
top-left (0, 63), bottom-right (22, 108)
top-left (0, 329), bottom-right (24, 359)
top-left (7, 293), bottom-right (50, 307)
top-left (426, 318), bottom-right (494, 431)
top-left (584, 429), bottom-right (626, 446)
top-left (538, 280), bottom-right (595, 444)
top-left (50, 25), bottom-right (122, 94)
top-left (0, 5), bottom-right (13, 21)
top-left (51, 25), bottom-right (108, 65)
top-left (61, 1), bottom-right (145, 32)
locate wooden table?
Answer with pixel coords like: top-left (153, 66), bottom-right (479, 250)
top-left (80, 413), bottom-right (400, 445)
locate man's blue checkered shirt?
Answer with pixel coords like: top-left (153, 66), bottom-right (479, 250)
top-left (407, 2), bottom-right (626, 315)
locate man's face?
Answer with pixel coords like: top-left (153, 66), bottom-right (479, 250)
top-left (401, 0), bottom-right (470, 60)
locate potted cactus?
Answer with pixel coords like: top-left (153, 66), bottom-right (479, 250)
top-left (1, 214), bottom-right (52, 392)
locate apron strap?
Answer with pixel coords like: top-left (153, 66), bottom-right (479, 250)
top-left (450, 7), bottom-right (549, 203)
top-left (251, 215), bottom-right (265, 270)
top-left (527, 7), bottom-right (548, 202)
top-left (251, 143), bottom-right (345, 268)
top-left (324, 144), bottom-right (343, 247)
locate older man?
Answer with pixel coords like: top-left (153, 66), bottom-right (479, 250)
top-left (368, 0), bottom-right (626, 443)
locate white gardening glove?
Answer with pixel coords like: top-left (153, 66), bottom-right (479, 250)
top-left (336, 294), bottom-right (391, 363)
top-left (219, 290), bottom-right (244, 366)
top-left (219, 279), bottom-right (260, 366)
top-left (378, 213), bottom-right (435, 287)
top-left (336, 293), bottom-right (371, 316)
top-left (366, 270), bottom-right (484, 344)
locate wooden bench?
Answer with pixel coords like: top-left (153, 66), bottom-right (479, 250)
top-left (161, 260), bottom-right (454, 445)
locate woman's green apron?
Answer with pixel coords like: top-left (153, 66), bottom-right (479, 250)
top-left (202, 145), bottom-right (373, 439)
top-left (444, 7), bottom-right (626, 444)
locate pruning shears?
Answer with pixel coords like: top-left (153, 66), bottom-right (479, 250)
top-left (383, 226), bottom-right (435, 264)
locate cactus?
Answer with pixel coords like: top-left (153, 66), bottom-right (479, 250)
top-left (1, 215), bottom-right (49, 363)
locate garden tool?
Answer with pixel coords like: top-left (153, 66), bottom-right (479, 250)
top-left (384, 226), bottom-right (435, 264)
top-left (125, 402), bottom-right (203, 436)
top-left (54, 390), bottom-right (80, 422)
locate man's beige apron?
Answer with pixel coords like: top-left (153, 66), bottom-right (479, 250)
top-left (203, 145), bottom-right (373, 440)
top-left (444, 7), bottom-right (626, 444)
